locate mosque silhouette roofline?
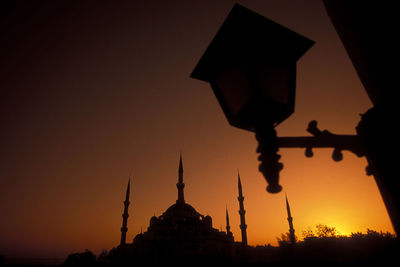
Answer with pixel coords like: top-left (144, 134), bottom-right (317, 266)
top-left (117, 153), bottom-right (239, 263)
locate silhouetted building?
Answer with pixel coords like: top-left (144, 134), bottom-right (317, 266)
top-left (120, 178), bottom-right (130, 246)
top-left (285, 194), bottom-right (296, 244)
top-left (237, 172), bottom-right (248, 246)
top-left (121, 155), bottom-right (235, 263)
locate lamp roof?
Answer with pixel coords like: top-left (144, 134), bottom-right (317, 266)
top-left (191, 4), bottom-right (314, 82)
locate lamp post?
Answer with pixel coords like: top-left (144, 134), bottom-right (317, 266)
top-left (191, 3), bottom-right (400, 236)
top-left (190, 4), bottom-right (314, 193)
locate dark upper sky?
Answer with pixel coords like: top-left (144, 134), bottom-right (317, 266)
top-left (0, 0), bottom-right (392, 259)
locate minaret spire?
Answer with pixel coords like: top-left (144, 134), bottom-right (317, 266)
top-left (177, 152), bottom-right (185, 204)
top-left (226, 206), bottom-right (232, 236)
top-left (120, 177), bottom-right (131, 246)
top-left (286, 193), bottom-right (296, 244)
top-left (237, 171), bottom-right (248, 246)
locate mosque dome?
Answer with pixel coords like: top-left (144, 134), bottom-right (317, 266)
top-left (128, 153), bottom-right (236, 263)
top-left (150, 216), bottom-right (158, 226)
top-left (162, 202), bottom-right (200, 220)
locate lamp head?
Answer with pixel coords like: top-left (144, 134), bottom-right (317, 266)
top-left (191, 4), bottom-right (314, 194)
top-left (191, 4), bottom-right (314, 130)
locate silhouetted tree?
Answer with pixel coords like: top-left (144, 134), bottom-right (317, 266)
top-left (302, 226), bottom-right (315, 239)
top-left (315, 223), bottom-right (337, 238)
top-left (301, 224), bottom-right (338, 240)
top-left (350, 231), bottom-right (364, 239)
top-left (277, 232), bottom-right (291, 246)
top-left (104, 247), bottom-right (118, 264)
top-left (277, 231), bottom-right (297, 246)
top-left (63, 249), bottom-right (96, 266)
top-left (97, 249), bottom-right (109, 263)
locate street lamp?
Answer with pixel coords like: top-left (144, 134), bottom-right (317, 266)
top-left (191, 2), bottom-right (400, 237)
top-left (191, 4), bottom-right (314, 193)
top-left (191, 2), bottom-right (400, 239)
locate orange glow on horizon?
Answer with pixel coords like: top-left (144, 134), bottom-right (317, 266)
top-left (0, 0), bottom-right (395, 260)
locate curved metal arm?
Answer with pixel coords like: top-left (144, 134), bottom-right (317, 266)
top-left (277, 120), bottom-right (365, 161)
top-left (255, 120), bottom-right (367, 194)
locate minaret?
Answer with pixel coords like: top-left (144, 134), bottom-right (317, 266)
top-left (286, 193), bottom-right (296, 244)
top-left (237, 172), bottom-right (248, 246)
top-left (120, 178), bottom-right (130, 246)
top-left (226, 206), bottom-right (232, 236)
top-left (176, 153), bottom-right (185, 204)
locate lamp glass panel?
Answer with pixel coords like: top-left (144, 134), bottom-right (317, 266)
top-left (257, 63), bottom-right (291, 106)
top-left (214, 64), bottom-right (251, 117)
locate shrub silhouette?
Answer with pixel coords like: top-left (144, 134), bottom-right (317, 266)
top-left (63, 249), bottom-right (96, 266)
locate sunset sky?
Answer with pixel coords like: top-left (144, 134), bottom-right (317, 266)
top-left (0, 0), bottom-right (394, 259)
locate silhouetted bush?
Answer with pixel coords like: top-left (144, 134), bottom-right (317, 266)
top-left (276, 227), bottom-right (398, 264)
top-left (63, 249), bottom-right (96, 266)
top-left (96, 249), bottom-right (109, 264)
top-left (277, 231), bottom-right (297, 246)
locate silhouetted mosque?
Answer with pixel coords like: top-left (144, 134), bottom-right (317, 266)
top-left (115, 155), bottom-right (251, 263)
top-left (112, 155), bottom-right (302, 264)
